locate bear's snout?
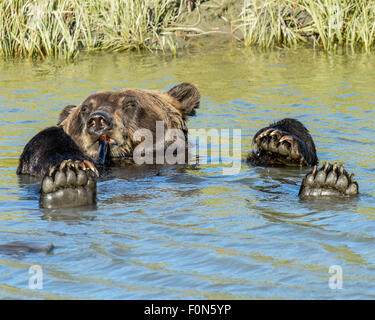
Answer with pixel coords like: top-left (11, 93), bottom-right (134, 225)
top-left (86, 111), bottom-right (113, 137)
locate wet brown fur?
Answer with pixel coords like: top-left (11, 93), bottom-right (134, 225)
top-left (57, 84), bottom-right (199, 161)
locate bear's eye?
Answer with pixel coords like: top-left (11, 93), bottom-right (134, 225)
top-left (81, 104), bottom-right (90, 114)
top-left (123, 101), bottom-right (138, 111)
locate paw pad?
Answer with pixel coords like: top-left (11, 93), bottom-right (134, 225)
top-left (299, 162), bottom-right (359, 198)
top-left (40, 159), bottom-right (98, 208)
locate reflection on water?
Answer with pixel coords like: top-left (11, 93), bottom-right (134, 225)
top-left (1, 43), bottom-right (375, 299)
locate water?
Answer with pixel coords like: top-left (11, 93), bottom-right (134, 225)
top-left (1, 43), bottom-right (375, 299)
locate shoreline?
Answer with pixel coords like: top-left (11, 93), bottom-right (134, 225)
top-left (1, 0), bottom-right (375, 60)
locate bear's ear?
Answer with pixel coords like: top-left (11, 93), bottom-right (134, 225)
top-left (167, 83), bottom-right (200, 117)
top-left (57, 104), bottom-right (77, 126)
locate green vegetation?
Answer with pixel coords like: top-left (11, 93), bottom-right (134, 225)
top-left (0, 0), bottom-right (186, 59)
top-left (1, 0), bottom-right (375, 59)
top-left (240, 0), bottom-right (375, 51)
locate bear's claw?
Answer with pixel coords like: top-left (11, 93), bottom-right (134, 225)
top-left (299, 162), bottom-right (359, 198)
top-left (40, 159), bottom-right (97, 208)
top-left (253, 128), bottom-right (307, 166)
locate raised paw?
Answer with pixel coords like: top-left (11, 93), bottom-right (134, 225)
top-left (40, 159), bottom-right (99, 208)
top-left (248, 118), bottom-right (318, 167)
top-left (299, 162), bottom-right (359, 198)
top-left (255, 128), bottom-right (305, 164)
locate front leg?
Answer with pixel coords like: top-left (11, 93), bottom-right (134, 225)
top-left (17, 126), bottom-right (99, 208)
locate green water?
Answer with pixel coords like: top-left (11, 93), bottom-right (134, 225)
top-left (1, 43), bottom-right (375, 299)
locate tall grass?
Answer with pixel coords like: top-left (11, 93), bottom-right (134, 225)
top-left (0, 0), bottom-right (185, 59)
top-left (240, 0), bottom-right (304, 48)
top-left (240, 0), bottom-right (375, 51)
top-left (2, 0), bottom-right (375, 59)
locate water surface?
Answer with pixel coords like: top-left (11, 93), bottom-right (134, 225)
top-left (1, 44), bottom-right (375, 299)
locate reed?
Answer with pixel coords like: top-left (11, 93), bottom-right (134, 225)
top-left (240, 0), bottom-right (375, 51)
top-left (0, 0), bottom-right (185, 59)
top-left (2, 0), bottom-right (375, 59)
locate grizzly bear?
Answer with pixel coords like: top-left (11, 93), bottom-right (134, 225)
top-left (17, 83), bottom-right (200, 208)
top-left (247, 118), bottom-right (358, 198)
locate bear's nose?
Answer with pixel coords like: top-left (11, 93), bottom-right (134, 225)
top-left (87, 111), bottom-right (113, 136)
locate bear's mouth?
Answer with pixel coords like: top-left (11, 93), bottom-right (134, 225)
top-left (86, 133), bottom-right (130, 164)
top-left (97, 134), bottom-right (117, 164)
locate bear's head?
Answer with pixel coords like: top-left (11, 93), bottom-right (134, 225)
top-left (57, 83), bottom-right (200, 162)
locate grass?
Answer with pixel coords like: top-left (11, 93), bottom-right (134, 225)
top-left (1, 0), bottom-right (375, 59)
top-left (0, 0), bottom-right (186, 59)
top-left (240, 0), bottom-right (375, 51)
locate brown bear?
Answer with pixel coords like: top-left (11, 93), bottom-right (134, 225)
top-left (17, 82), bottom-right (200, 208)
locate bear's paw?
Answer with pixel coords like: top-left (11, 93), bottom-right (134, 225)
top-left (40, 159), bottom-right (99, 208)
top-left (253, 128), bottom-right (308, 166)
top-left (299, 162), bottom-right (359, 198)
